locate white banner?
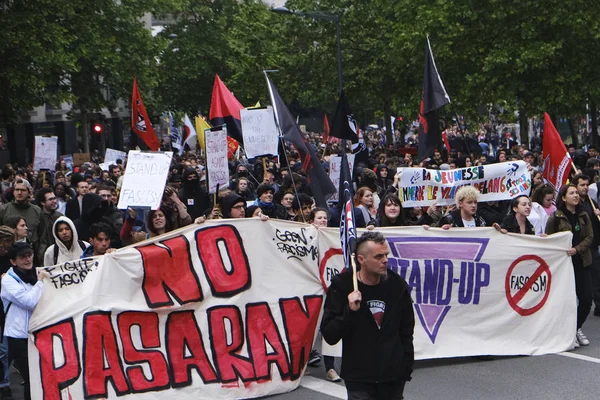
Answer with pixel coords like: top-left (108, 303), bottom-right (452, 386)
top-left (205, 127), bottom-right (229, 194)
top-left (33, 136), bottom-right (58, 171)
top-left (328, 154), bottom-right (355, 203)
top-left (104, 148), bottom-right (127, 165)
top-left (29, 220), bottom-right (324, 400)
top-left (318, 227), bottom-right (576, 359)
top-left (399, 161), bottom-right (532, 207)
top-left (117, 151), bottom-right (173, 210)
top-left (240, 108), bottom-right (279, 158)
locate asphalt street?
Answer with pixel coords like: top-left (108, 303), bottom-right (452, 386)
top-left (265, 307), bottom-right (600, 400)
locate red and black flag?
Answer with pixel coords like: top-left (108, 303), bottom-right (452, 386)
top-left (339, 151), bottom-right (357, 272)
top-left (266, 77), bottom-right (336, 207)
top-left (330, 91), bottom-right (359, 143)
top-left (131, 78), bottom-right (160, 151)
top-left (323, 112), bottom-right (331, 143)
top-left (209, 75), bottom-right (244, 144)
top-left (418, 37), bottom-right (450, 161)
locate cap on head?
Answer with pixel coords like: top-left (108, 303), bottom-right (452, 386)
top-left (8, 241), bottom-right (33, 260)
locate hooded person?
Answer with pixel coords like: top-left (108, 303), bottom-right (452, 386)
top-left (43, 216), bottom-right (90, 266)
top-left (178, 168), bottom-right (211, 220)
top-left (73, 193), bottom-right (121, 249)
top-left (220, 193), bottom-right (247, 219)
top-left (256, 184), bottom-right (287, 219)
top-left (375, 164), bottom-right (394, 198)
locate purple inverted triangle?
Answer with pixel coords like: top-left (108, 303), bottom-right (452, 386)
top-left (414, 304), bottom-right (451, 344)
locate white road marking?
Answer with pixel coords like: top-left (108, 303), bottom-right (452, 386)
top-left (300, 376), bottom-right (346, 399)
top-left (556, 351), bottom-right (600, 364)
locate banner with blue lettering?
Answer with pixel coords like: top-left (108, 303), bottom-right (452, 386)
top-left (319, 226), bottom-right (576, 359)
top-left (399, 161), bottom-right (532, 207)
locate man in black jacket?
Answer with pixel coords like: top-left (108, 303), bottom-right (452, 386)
top-left (321, 231), bottom-right (414, 400)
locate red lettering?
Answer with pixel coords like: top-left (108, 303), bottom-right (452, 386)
top-left (246, 303), bottom-right (290, 380)
top-left (34, 319), bottom-right (81, 400)
top-left (196, 225), bottom-right (251, 297)
top-left (279, 296), bottom-right (323, 379)
top-left (165, 310), bottom-right (218, 386)
top-left (137, 235), bottom-right (203, 308)
top-left (441, 186), bottom-right (451, 199)
top-left (117, 312), bottom-right (170, 393)
top-left (208, 306), bottom-right (255, 383)
top-left (83, 312), bottom-right (130, 397)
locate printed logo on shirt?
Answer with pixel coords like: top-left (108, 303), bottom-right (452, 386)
top-left (367, 300), bottom-right (385, 328)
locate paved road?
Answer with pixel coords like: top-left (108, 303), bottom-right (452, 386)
top-left (266, 308), bottom-right (600, 400)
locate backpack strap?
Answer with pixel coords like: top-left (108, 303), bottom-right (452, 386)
top-left (53, 244), bottom-right (59, 265)
top-left (78, 240), bottom-right (86, 251)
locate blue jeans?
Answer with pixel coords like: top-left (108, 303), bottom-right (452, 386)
top-left (0, 335), bottom-right (9, 388)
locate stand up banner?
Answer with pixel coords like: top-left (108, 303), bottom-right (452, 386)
top-left (33, 136), bottom-right (58, 171)
top-left (117, 150), bottom-right (173, 210)
top-left (29, 219), bottom-right (324, 400)
top-left (399, 161), bottom-right (532, 207)
top-left (205, 126), bottom-right (229, 194)
top-left (240, 107), bottom-right (279, 158)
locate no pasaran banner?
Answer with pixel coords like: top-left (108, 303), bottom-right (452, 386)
top-left (29, 220), bottom-right (574, 399)
top-left (398, 161), bottom-right (532, 207)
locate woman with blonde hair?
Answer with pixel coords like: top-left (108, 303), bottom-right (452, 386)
top-left (437, 186), bottom-right (486, 228)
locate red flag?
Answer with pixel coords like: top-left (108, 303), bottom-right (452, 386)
top-left (542, 112), bottom-right (572, 189)
top-left (209, 75), bottom-right (244, 144)
top-left (442, 131), bottom-right (451, 153)
top-left (323, 113), bottom-right (330, 143)
top-left (131, 78), bottom-right (160, 151)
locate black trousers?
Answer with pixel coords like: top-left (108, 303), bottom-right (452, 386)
top-left (8, 337), bottom-right (29, 400)
top-left (574, 262), bottom-right (593, 330)
top-left (346, 380), bottom-right (406, 400)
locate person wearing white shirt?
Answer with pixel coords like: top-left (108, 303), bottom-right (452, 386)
top-left (1, 242), bottom-right (48, 400)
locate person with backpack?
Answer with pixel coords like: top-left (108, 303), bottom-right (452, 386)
top-left (43, 217), bottom-right (89, 266)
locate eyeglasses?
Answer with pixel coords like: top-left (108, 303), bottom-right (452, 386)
top-left (231, 205), bottom-right (246, 210)
top-left (17, 253), bottom-right (33, 259)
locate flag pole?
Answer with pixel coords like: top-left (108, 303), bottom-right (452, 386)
top-left (350, 253), bottom-right (358, 291)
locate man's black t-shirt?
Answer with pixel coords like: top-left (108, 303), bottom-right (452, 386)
top-left (359, 279), bottom-right (387, 329)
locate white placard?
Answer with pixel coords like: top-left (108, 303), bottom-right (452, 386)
top-left (33, 136), bottom-right (58, 171)
top-left (328, 154), bottom-right (356, 202)
top-left (240, 107), bottom-right (279, 158)
top-left (117, 151), bottom-right (173, 210)
top-left (104, 148), bottom-right (127, 165)
top-left (205, 127), bottom-right (229, 194)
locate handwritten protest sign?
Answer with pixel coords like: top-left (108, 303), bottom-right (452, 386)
top-left (33, 136), bottom-right (58, 171)
top-left (240, 107), bottom-right (279, 158)
top-left (328, 154), bottom-right (356, 202)
top-left (399, 161), bottom-right (532, 207)
top-left (104, 148), bottom-right (127, 165)
top-left (29, 221), bottom-right (575, 400)
top-left (204, 126), bottom-right (229, 194)
top-left (72, 153), bottom-right (90, 166)
top-left (117, 150), bottom-right (173, 210)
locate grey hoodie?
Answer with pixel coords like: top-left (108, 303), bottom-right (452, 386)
top-left (43, 216), bottom-right (90, 266)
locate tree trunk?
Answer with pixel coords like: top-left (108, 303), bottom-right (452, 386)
top-left (569, 118), bottom-right (578, 148)
top-left (79, 108), bottom-right (90, 154)
top-left (383, 98), bottom-right (393, 145)
top-left (591, 102), bottom-right (598, 147)
top-left (518, 109), bottom-right (529, 148)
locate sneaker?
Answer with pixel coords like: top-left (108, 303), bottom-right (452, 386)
top-left (307, 350), bottom-right (321, 366)
top-left (1, 386), bottom-right (14, 400)
top-left (577, 329), bottom-right (590, 346)
top-left (326, 369), bottom-right (342, 382)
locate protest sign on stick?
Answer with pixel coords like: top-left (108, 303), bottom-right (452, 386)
top-left (72, 153), bottom-right (90, 166)
top-left (33, 136), bottom-right (58, 171)
top-left (328, 154), bottom-right (356, 202)
top-left (104, 148), bottom-right (127, 165)
top-left (399, 161), bottom-right (532, 207)
top-left (240, 107), bottom-right (279, 158)
top-left (204, 126), bottom-right (229, 194)
top-left (117, 150), bottom-right (173, 210)
top-left (60, 155), bottom-right (74, 170)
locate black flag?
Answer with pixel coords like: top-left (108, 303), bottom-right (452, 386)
top-left (330, 91), bottom-right (359, 143)
top-left (267, 77), bottom-right (336, 207)
top-left (418, 37), bottom-right (451, 161)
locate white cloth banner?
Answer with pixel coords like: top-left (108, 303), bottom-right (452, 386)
top-left (29, 220), bottom-right (324, 400)
top-left (328, 154), bottom-right (356, 203)
top-left (318, 226), bottom-right (576, 359)
top-left (399, 161), bottom-right (532, 207)
top-left (240, 107), bottom-right (279, 158)
top-left (33, 136), bottom-right (58, 171)
top-left (104, 148), bottom-right (127, 165)
top-left (117, 151), bottom-right (173, 210)
top-left (205, 127), bottom-right (229, 194)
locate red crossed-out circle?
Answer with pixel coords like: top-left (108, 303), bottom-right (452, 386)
top-left (505, 254), bottom-right (552, 316)
top-left (319, 248), bottom-right (344, 293)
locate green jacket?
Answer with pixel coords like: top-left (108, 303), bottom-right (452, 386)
top-left (0, 200), bottom-right (48, 263)
top-left (546, 209), bottom-right (593, 267)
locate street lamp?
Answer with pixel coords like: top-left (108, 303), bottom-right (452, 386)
top-left (272, 6), bottom-right (345, 95)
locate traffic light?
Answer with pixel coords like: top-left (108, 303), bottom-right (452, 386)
top-left (92, 122), bottom-right (103, 134)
